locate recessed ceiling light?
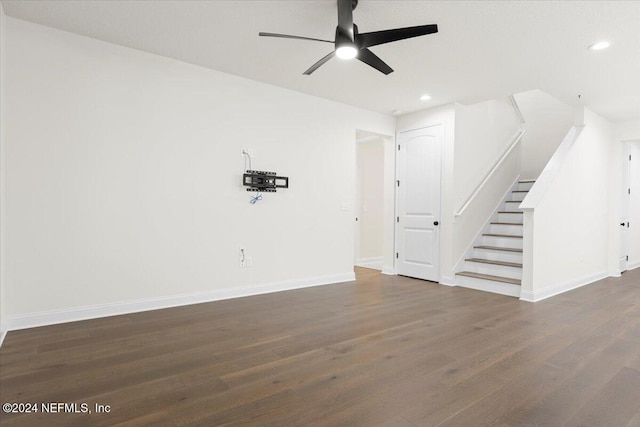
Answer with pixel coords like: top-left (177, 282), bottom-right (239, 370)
top-left (588, 41), bottom-right (610, 51)
top-left (420, 94), bottom-right (432, 101)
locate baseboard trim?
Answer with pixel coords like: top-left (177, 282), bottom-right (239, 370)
top-left (456, 278), bottom-right (521, 298)
top-left (381, 266), bottom-right (396, 276)
top-left (519, 271), bottom-right (608, 302)
top-left (0, 329), bottom-right (6, 348)
top-left (628, 260), bottom-right (640, 271)
top-left (6, 272), bottom-right (356, 332)
top-left (355, 257), bottom-right (383, 271)
top-left (439, 276), bottom-right (457, 287)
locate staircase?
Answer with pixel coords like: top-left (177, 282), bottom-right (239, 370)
top-left (455, 179), bottom-right (535, 297)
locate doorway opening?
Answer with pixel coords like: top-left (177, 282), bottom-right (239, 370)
top-left (355, 130), bottom-right (395, 275)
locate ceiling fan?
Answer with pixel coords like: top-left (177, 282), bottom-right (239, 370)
top-left (259, 0), bottom-right (438, 75)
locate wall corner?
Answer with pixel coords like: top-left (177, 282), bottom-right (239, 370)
top-left (519, 210), bottom-right (535, 301)
top-left (574, 106), bottom-right (585, 126)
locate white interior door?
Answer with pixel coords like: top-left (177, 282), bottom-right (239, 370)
top-left (396, 125), bottom-right (442, 282)
top-left (620, 144), bottom-right (631, 272)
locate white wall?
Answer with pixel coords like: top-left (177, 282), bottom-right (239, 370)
top-left (514, 89), bottom-right (574, 179)
top-left (452, 99), bottom-right (522, 271)
top-left (356, 137), bottom-right (384, 267)
top-left (3, 17), bottom-right (395, 327)
top-left (453, 98), bottom-right (521, 211)
top-left (524, 108), bottom-right (614, 301)
top-left (0, 4), bottom-right (6, 341)
top-left (616, 119), bottom-right (640, 142)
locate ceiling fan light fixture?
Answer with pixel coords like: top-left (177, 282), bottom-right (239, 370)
top-left (336, 45), bottom-right (358, 60)
top-left (259, 0), bottom-right (438, 74)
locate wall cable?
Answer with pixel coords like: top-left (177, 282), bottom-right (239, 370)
top-left (242, 150), bottom-right (262, 204)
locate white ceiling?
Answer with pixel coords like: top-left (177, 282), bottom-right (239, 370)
top-left (3, 0), bottom-right (640, 122)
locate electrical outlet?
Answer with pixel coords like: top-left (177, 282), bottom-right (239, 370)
top-left (246, 256), bottom-right (253, 267)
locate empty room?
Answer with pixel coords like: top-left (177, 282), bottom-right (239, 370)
top-left (1, 1), bottom-right (639, 426)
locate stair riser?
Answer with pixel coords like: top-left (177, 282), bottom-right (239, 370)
top-left (498, 212), bottom-right (524, 223)
top-left (490, 224), bottom-right (524, 235)
top-left (504, 200), bottom-right (523, 210)
top-left (482, 236), bottom-right (523, 249)
top-left (518, 181), bottom-right (534, 191)
top-left (510, 192), bottom-right (527, 202)
top-left (455, 275), bottom-right (521, 297)
top-left (464, 262), bottom-right (522, 279)
top-left (473, 249), bottom-right (523, 264)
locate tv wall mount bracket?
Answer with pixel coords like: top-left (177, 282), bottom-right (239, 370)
top-left (243, 170), bottom-right (289, 193)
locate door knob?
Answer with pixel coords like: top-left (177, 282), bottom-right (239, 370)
top-left (621, 222), bottom-right (626, 226)
top-left (434, 221), bottom-right (439, 226)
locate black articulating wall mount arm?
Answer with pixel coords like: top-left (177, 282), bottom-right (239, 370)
top-left (242, 170), bottom-right (289, 193)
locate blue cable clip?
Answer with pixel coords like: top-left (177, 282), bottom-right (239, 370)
top-left (250, 193), bottom-right (263, 204)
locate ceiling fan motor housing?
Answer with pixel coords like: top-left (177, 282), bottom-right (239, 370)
top-left (335, 24), bottom-right (358, 50)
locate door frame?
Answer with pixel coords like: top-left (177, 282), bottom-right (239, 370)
top-left (620, 143), bottom-right (632, 272)
top-left (394, 123), bottom-right (445, 282)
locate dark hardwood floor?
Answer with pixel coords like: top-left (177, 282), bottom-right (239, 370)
top-left (1, 267), bottom-right (639, 426)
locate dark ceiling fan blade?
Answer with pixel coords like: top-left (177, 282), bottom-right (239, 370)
top-left (357, 24), bottom-right (438, 48)
top-left (357, 48), bottom-right (393, 75)
top-left (337, 0), bottom-right (355, 41)
top-left (259, 32), bottom-right (334, 43)
top-left (303, 51), bottom-right (336, 75)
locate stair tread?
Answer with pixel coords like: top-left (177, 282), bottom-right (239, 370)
top-left (498, 211), bottom-right (524, 214)
top-left (491, 222), bottom-right (523, 225)
top-left (466, 258), bottom-right (523, 268)
top-left (519, 179), bottom-right (536, 183)
top-left (456, 271), bottom-right (521, 285)
top-left (475, 245), bottom-right (523, 253)
top-left (483, 233), bottom-right (523, 238)
top-left (512, 190), bottom-right (530, 193)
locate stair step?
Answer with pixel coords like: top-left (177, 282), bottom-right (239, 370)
top-left (489, 223), bottom-right (524, 235)
top-left (456, 271), bottom-right (521, 285)
top-left (498, 211), bottom-right (523, 214)
top-left (474, 245), bottom-right (523, 253)
top-left (483, 233), bottom-right (523, 239)
top-left (466, 258), bottom-right (523, 268)
top-left (512, 190), bottom-right (529, 193)
top-left (517, 180), bottom-right (535, 192)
